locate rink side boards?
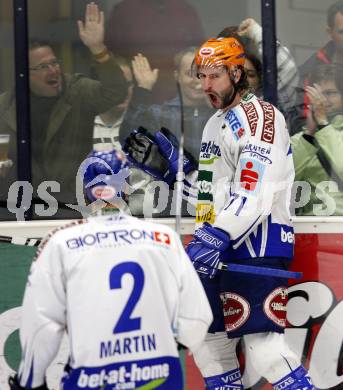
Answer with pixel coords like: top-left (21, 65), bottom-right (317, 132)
top-left (1, 216), bottom-right (343, 236)
top-left (0, 217), bottom-right (342, 389)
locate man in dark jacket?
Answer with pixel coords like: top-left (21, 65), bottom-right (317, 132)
top-left (0, 2), bottom-right (128, 220)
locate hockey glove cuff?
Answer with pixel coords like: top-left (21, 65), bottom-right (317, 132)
top-left (154, 127), bottom-right (197, 184)
top-left (186, 223), bottom-right (230, 279)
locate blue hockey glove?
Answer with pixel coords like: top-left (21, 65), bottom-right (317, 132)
top-left (186, 223), bottom-right (230, 279)
top-left (8, 375), bottom-right (50, 390)
top-left (155, 127), bottom-right (197, 184)
top-left (123, 126), bottom-right (196, 185)
top-left (83, 149), bottom-right (130, 203)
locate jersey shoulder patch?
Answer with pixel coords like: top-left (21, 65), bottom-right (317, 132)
top-left (240, 101), bottom-right (259, 136)
top-left (258, 100), bottom-right (275, 144)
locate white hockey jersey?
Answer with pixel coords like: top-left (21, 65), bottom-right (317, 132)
top-left (195, 93), bottom-right (295, 260)
top-left (17, 213), bottom-right (212, 389)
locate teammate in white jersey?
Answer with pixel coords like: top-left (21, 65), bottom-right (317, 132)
top-left (183, 37), bottom-right (316, 389)
top-left (8, 149), bottom-right (213, 390)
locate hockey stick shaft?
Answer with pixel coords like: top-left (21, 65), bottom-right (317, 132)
top-left (219, 262), bottom-right (302, 279)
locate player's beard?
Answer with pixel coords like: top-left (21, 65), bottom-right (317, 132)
top-left (221, 83), bottom-right (237, 109)
top-left (206, 83), bottom-right (237, 109)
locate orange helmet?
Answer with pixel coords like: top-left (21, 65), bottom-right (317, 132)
top-left (194, 37), bottom-right (245, 69)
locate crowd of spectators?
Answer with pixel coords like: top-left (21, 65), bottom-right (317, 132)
top-left (1, 0), bottom-right (343, 219)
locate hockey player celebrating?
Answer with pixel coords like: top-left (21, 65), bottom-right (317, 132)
top-left (123, 37), bottom-right (316, 389)
top-left (8, 149), bottom-right (213, 390)
top-left (185, 37), bottom-right (316, 389)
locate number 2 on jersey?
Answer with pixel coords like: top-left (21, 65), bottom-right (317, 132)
top-left (109, 262), bottom-right (145, 333)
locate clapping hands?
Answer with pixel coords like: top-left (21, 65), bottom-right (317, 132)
top-left (132, 53), bottom-right (159, 91)
top-left (305, 83), bottom-right (329, 134)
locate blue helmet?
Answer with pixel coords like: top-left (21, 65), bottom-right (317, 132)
top-left (83, 149), bottom-right (130, 204)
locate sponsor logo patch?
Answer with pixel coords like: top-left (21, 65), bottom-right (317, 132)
top-left (197, 180), bottom-right (214, 195)
top-left (241, 143), bottom-right (272, 164)
top-left (220, 292), bottom-right (250, 332)
top-left (195, 229), bottom-right (223, 248)
top-left (154, 231), bottom-right (170, 245)
top-left (66, 229), bottom-right (171, 249)
top-left (196, 203), bottom-right (215, 224)
top-left (260, 101), bottom-right (275, 144)
top-left (239, 158), bottom-right (265, 194)
top-left (263, 287), bottom-right (288, 327)
top-left (225, 110), bottom-right (245, 141)
top-left (91, 185), bottom-right (116, 200)
top-left (200, 141), bottom-right (221, 161)
top-left (241, 92), bottom-right (254, 102)
top-left (74, 360), bottom-right (171, 388)
top-left (200, 47), bottom-right (215, 57)
top-left (241, 101), bottom-right (259, 136)
top-left (197, 170), bottom-right (214, 201)
top-left (281, 227), bottom-right (294, 244)
top-left (274, 377), bottom-right (296, 390)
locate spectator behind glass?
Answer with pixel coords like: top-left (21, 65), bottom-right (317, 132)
top-left (0, 2), bottom-right (128, 220)
top-left (217, 18), bottom-right (299, 127)
top-left (244, 52), bottom-right (263, 95)
top-left (294, 0), bottom-right (343, 134)
top-left (105, 0), bottom-right (204, 104)
top-left (120, 47), bottom-right (214, 217)
top-left (291, 64), bottom-right (343, 216)
top-left (120, 47), bottom-right (214, 160)
top-left (93, 56), bottom-right (134, 152)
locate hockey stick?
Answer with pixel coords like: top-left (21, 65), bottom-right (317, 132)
top-left (175, 81), bottom-right (185, 235)
top-left (219, 262), bottom-right (302, 279)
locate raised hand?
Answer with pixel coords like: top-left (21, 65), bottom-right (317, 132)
top-left (237, 18), bottom-right (259, 39)
top-left (132, 53), bottom-right (159, 91)
top-left (77, 2), bottom-right (106, 55)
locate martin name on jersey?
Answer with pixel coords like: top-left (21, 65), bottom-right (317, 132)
top-left (17, 214), bottom-right (212, 389)
top-left (195, 93), bottom-right (295, 260)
